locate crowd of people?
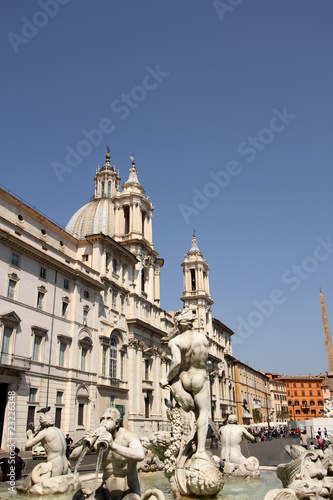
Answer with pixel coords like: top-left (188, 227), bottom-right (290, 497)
top-left (242, 425), bottom-right (331, 450)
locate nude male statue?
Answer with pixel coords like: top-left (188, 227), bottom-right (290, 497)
top-left (25, 414), bottom-right (68, 483)
top-left (219, 414), bottom-right (255, 465)
top-left (159, 308), bottom-right (210, 460)
top-left (71, 408), bottom-right (145, 500)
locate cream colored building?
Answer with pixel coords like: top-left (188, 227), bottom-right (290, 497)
top-left (234, 361), bottom-right (271, 425)
top-left (266, 373), bottom-right (288, 422)
top-left (0, 152), bottom-right (236, 449)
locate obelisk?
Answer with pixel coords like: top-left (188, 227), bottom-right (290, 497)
top-left (319, 288), bottom-right (333, 395)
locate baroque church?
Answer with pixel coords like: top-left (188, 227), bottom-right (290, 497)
top-left (0, 152), bottom-right (236, 450)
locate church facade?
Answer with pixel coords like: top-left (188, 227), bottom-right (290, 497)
top-left (0, 152), bottom-right (235, 449)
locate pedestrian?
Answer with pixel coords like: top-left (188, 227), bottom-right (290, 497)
top-left (317, 427), bottom-right (322, 437)
top-left (65, 434), bottom-right (73, 459)
top-left (324, 427), bottom-right (328, 438)
top-left (0, 447), bottom-right (25, 481)
top-left (300, 430), bottom-right (308, 449)
top-left (316, 434), bottom-right (324, 450)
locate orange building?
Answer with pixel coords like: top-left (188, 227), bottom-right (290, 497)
top-left (275, 375), bottom-right (325, 421)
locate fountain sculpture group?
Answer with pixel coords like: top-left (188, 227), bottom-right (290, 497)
top-left (15, 308), bottom-right (264, 498)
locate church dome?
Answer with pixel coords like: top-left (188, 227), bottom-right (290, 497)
top-left (66, 198), bottom-right (115, 239)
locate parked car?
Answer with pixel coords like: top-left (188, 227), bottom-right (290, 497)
top-left (32, 444), bottom-right (47, 460)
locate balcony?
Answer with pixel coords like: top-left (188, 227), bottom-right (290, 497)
top-left (97, 376), bottom-right (128, 391)
top-left (0, 352), bottom-right (31, 371)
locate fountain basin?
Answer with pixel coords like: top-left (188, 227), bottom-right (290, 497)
top-left (0, 470), bottom-right (281, 500)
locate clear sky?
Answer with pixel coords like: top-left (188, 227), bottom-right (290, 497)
top-left (1, 1), bottom-right (333, 376)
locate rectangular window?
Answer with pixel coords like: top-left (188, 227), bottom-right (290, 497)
top-left (120, 295), bottom-right (124, 313)
top-left (26, 406), bottom-right (36, 431)
top-left (102, 346), bottom-right (107, 375)
top-left (59, 342), bottom-right (66, 367)
top-left (1, 326), bottom-right (13, 354)
top-left (112, 259), bottom-right (117, 273)
top-left (302, 391), bottom-right (305, 396)
top-left (120, 351), bottom-right (124, 380)
top-left (55, 407), bottom-right (62, 429)
top-left (81, 348), bottom-right (87, 371)
top-left (311, 409), bottom-right (316, 414)
top-left (318, 400), bottom-right (323, 406)
top-left (32, 335), bottom-right (42, 361)
top-left (310, 391), bottom-right (313, 396)
top-left (317, 391), bottom-right (321, 396)
top-left (112, 291), bottom-right (117, 309)
top-left (40, 267), bottom-right (47, 280)
top-left (78, 403), bottom-right (84, 426)
top-left (309, 383), bottom-right (312, 387)
top-left (7, 279), bottom-right (16, 299)
top-left (310, 400), bottom-right (315, 406)
top-left (144, 359), bottom-right (149, 380)
top-left (124, 206), bottom-right (130, 234)
top-left (37, 291), bottom-right (44, 310)
top-left (82, 254), bottom-right (89, 262)
top-left (64, 279), bottom-right (69, 290)
top-left (11, 253), bottom-right (20, 267)
top-left (190, 269), bottom-right (196, 290)
top-left (56, 391), bottom-right (63, 404)
top-left (61, 301), bottom-right (68, 318)
top-left (83, 308), bottom-right (88, 326)
top-left (110, 396), bottom-right (115, 408)
top-left (29, 388), bottom-right (37, 402)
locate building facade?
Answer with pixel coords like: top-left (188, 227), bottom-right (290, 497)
top-left (233, 361), bottom-right (271, 425)
top-left (266, 373), bottom-right (288, 422)
top-left (0, 152), bottom-right (236, 448)
top-left (276, 375), bottom-right (325, 421)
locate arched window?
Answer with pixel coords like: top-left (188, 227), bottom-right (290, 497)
top-left (101, 181), bottom-right (105, 197)
top-left (109, 337), bottom-right (117, 378)
top-left (108, 181), bottom-right (111, 197)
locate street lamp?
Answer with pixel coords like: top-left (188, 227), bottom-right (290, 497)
top-left (206, 360), bottom-right (217, 448)
top-left (265, 384), bottom-right (271, 437)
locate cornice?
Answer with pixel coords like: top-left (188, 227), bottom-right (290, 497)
top-left (0, 229), bottom-right (104, 290)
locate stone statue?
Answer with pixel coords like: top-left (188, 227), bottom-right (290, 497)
top-left (322, 398), bottom-right (333, 418)
top-left (71, 407), bottom-right (164, 500)
top-left (219, 414), bottom-right (260, 478)
top-left (159, 308), bottom-right (210, 461)
top-left (17, 414), bottom-right (79, 495)
top-left (157, 308), bottom-right (224, 497)
top-left (265, 444), bottom-right (333, 499)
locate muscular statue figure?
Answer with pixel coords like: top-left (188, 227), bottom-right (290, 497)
top-left (159, 308), bottom-right (210, 460)
top-left (71, 408), bottom-right (145, 500)
top-left (219, 414), bottom-right (255, 465)
top-left (26, 414), bottom-right (68, 483)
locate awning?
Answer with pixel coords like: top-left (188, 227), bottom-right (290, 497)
top-left (242, 411), bottom-right (252, 418)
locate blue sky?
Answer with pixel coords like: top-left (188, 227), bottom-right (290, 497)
top-left (1, 1), bottom-right (333, 376)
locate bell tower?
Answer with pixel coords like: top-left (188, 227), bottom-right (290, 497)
top-left (114, 156), bottom-right (154, 245)
top-left (113, 155), bottom-right (163, 305)
top-left (180, 232), bottom-right (214, 332)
